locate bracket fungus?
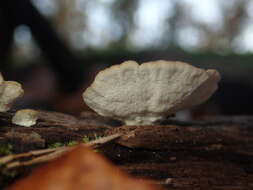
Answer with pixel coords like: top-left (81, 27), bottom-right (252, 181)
top-left (12, 109), bottom-right (39, 127)
top-left (83, 60), bottom-right (220, 126)
top-left (0, 73), bottom-right (24, 112)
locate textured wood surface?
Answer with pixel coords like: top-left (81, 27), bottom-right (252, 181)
top-left (0, 111), bottom-right (252, 190)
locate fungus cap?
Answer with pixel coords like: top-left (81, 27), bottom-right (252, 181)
top-left (12, 109), bottom-right (39, 127)
top-left (0, 73), bottom-right (24, 112)
top-left (83, 60), bottom-right (220, 125)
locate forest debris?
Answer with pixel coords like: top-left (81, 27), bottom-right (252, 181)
top-left (105, 124), bottom-right (253, 152)
top-left (5, 110), bottom-right (112, 130)
top-left (0, 133), bottom-right (121, 170)
top-left (0, 148), bottom-right (56, 165)
top-left (36, 110), bottom-right (113, 129)
top-left (1, 115), bottom-right (253, 189)
top-left (83, 60), bottom-right (220, 125)
top-left (0, 111), bottom-right (115, 152)
top-left (7, 146), bottom-right (162, 190)
top-left (4, 131), bottom-right (45, 151)
top-left (10, 110), bottom-right (79, 129)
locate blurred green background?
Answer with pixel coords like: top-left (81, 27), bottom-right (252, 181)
top-left (0, 0), bottom-right (252, 118)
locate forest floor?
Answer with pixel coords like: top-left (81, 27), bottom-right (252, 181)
top-left (0, 110), bottom-right (252, 190)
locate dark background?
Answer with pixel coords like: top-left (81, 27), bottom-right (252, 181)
top-left (0, 0), bottom-right (252, 119)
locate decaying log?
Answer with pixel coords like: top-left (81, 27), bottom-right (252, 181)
top-left (0, 111), bottom-right (253, 190)
top-left (7, 146), bottom-right (162, 190)
top-left (0, 110), bottom-right (116, 152)
top-left (105, 124), bottom-right (253, 153)
top-left (0, 110), bottom-right (114, 129)
top-left (0, 133), bottom-right (121, 170)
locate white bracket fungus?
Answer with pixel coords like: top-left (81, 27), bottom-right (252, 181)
top-left (0, 73), bottom-right (24, 112)
top-left (83, 60), bottom-right (221, 126)
top-left (12, 109), bottom-right (39, 127)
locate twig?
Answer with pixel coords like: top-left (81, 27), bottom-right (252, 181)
top-left (0, 148), bottom-right (57, 165)
top-left (85, 133), bottom-right (122, 147)
top-left (6, 147), bottom-right (70, 169)
top-left (0, 133), bottom-right (122, 170)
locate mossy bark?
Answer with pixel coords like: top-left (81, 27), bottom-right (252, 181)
top-left (0, 111), bottom-right (253, 190)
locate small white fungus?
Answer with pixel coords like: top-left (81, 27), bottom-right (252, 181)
top-left (83, 60), bottom-right (220, 125)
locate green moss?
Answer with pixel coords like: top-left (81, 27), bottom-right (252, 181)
top-left (83, 134), bottom-right (103, 143)
top-left (48, 142), bottom-right (64, 148)
top-left (48, 134), bottom-right (104, 149)
top-left (48, 141), bottom-right (78, 148)
top-left (0, 144), bottom-right (12, 156)
top-left (83, 136), bottom-right (91, 143)
top-left (94, 133), bottom-right (102, 140)
top-left (67, 141), bottom-right (78, 147)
